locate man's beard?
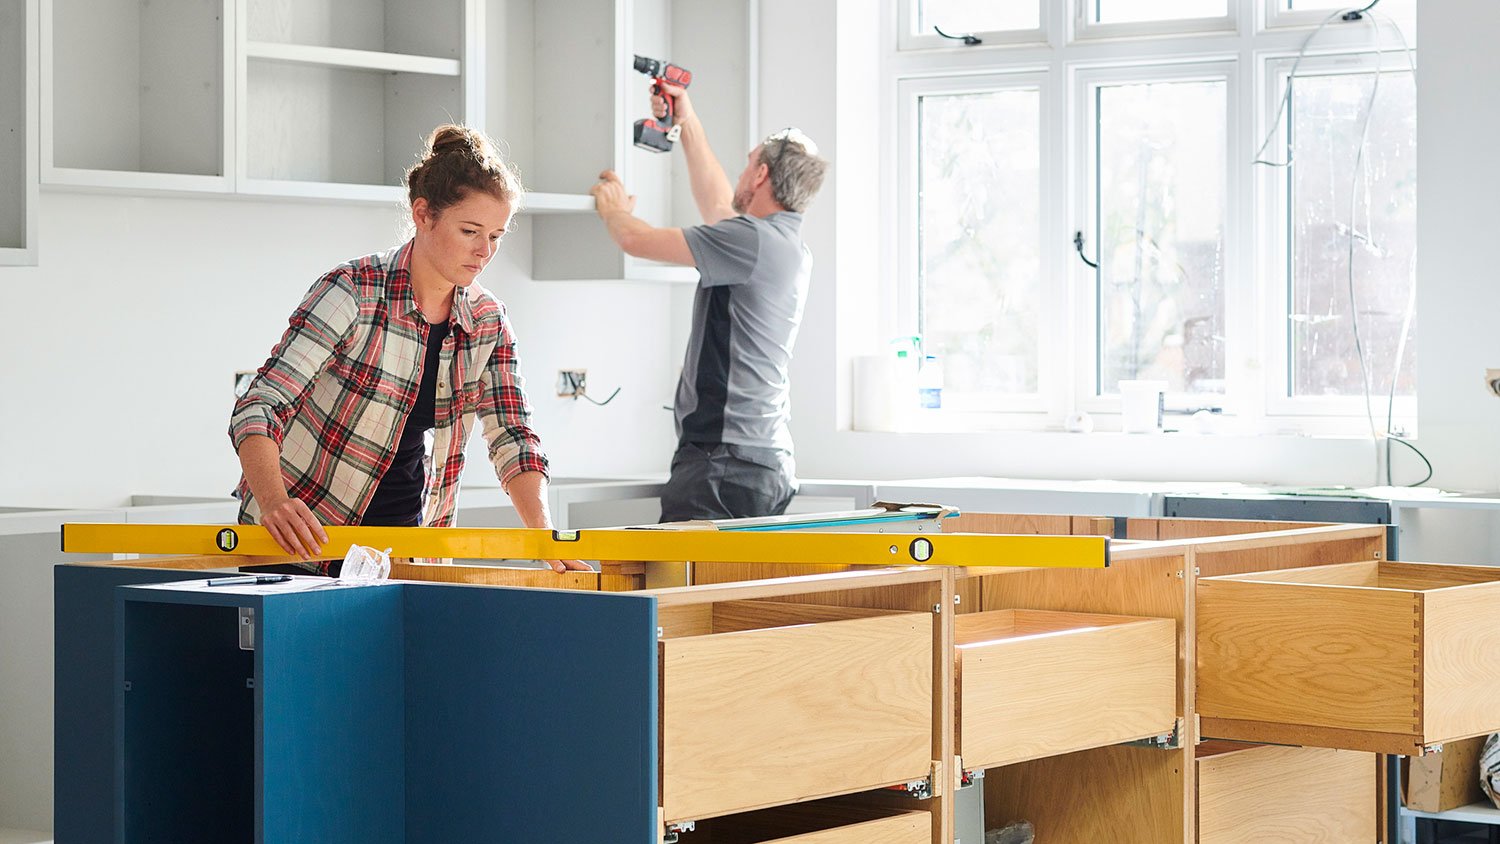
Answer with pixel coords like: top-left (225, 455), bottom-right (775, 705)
top-left (731, 187), bottom-right (753, 214)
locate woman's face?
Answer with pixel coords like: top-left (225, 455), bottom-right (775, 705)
top-left (413, 191), bottom-right (514, 288)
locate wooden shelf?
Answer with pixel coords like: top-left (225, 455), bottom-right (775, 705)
top-left (244, 41), bottom-right (459, 76)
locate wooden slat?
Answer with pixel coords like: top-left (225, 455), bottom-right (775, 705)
top-left (692, 561), bottom-right (855, 586)
top-left (1197, 579), bottom-right (1422, 737)
top-left (1197, 745), bottom-right (1376, 843)
top-left (660, 612), bottom-right (934, 822)
top-left (945, 513), bottom-right (1075, 536)
top-left (689, 802), bottom-right (929, 843)
top-left (1153, 518), bottom-right (1322, 540)
top-left (1071, 516), bottom-right (1116, 537)
top-left (1423, 581), bottom-right (1500, 743)
top-left (986, 744), bottom-right (1186, 843)
top-left (657, 604), bottom-right (713, 639)
top-left (1198, 717), bottom-right (1426, 757)
top-left (1380, 560), bottom-right (1500, 590)
top-left (958, 612), bottom-right (1175, 768)
top-left (389, 562), bottom-right (599, 590)
top-left (1191, 536), bottom-right (1388, 577)
top-left (710, 600), bottom-right (896, 634)
top-left (648, 568), bottom-right (944, 608)
top-left (1113, 524), bottom-right (1386, 563)
top-left (1204, 560), bottom-right (1382, 587)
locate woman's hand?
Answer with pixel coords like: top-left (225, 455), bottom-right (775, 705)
top-left (260, 496), bottom-right (328, 559)
top-left (546, 559), bottom-right (594, 574)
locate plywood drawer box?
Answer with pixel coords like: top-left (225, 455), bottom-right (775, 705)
top-left (660, 601), bottom-right (934, 824)
top-left (956, 609), bottom-right (1176, 769)
top-left (1196, 742), bottom-right (1376, 843)
top-left (686, 801), bottom-right (930, 844)
top-left (1198, 561), bottom-right (1500, 755)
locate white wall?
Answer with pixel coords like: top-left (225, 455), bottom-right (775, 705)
top-left (0, 190), bottom-right (677, 508)
top-left (761, 0), bottom-right (1500, 491)
top-left (1413, 0), bottom-right (1500, 493)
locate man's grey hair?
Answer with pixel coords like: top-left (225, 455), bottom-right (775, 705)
top-left (759, 128), bottom-right (828, 213)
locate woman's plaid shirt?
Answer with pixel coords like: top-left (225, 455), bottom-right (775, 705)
top-left (229, 240), bottom-right (547, 529)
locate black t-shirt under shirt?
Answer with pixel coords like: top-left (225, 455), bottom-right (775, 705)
top-left (363, 319), bottom-right (451, 526)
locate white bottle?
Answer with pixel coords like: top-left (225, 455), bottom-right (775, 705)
top-left (918, 355), bottom-right (944, 410)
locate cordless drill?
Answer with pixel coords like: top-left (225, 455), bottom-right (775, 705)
top-left (632, 55), bottom-right (693, 153)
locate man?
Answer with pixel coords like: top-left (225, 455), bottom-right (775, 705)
top-left (591, 84), bottom-right (828, 522)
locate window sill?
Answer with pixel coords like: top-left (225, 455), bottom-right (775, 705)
top-left (855, 409), bottom-right (1416, 439)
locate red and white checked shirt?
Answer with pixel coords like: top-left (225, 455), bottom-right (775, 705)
top-left (229, 240), bottom-right (547, 530)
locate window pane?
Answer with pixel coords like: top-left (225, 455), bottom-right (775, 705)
top-left (1096, 79), bottom-right (1226, 396)
top-left (1288, 70), bottom-right (1417, 398)
top-left (919, 0), bottom-right (1039, 34)
top-left (919, 89), bottom-right (1041, 395)
top-left (1094, 0), bottom-right (1227, 24)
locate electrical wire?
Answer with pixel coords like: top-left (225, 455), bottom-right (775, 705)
top-left (1258, 1), bottom-right (1428, 486)
top-left (1252, 8), bottom-right (1355, 168)
top-left (578, 386), bottom-right (622, 407)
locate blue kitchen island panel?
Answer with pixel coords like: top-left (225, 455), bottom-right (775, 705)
top-left (402, 583), bottom-right (658, 844)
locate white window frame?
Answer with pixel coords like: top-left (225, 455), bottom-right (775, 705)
top-left (1074, 0), bottom-right (1238, 41)
top-left (881, 0), bottom-right (1417, 435)
top-left (1262, 0), bottom-right (1416, 35)
top-left (1258, 49), bottom-right (1418, 422)
top-left (1071, 60), bottom-right (1243, 415)
top-left (897, 72), bottom-right (1056, 416)
top-left (896, 0), bottom-right (1048, 52)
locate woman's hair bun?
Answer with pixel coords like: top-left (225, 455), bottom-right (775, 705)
top-left (405, 123), bottom-right (523, 216)
top-left (428, 125), bottom-right (475, 157)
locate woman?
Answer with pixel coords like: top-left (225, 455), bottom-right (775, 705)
top-left (229, 124), bottom-right (585, 574)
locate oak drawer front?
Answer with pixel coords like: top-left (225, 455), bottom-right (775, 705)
top-left (1197, 743), bottom-right (1376, 843)
top-left (1197, 561), bottom-right (1500, 754)
top-left (689, 804), bottom-right (930, 844)
top-left (661, 611), bottom-right (934, 823)
top-left (957, 610), bottom-right (1176, 768)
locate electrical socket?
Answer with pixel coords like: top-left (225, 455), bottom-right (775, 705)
top-left (557, 369), bottom-right (587, 398)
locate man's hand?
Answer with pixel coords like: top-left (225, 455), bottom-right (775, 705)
top-left (652, 82), bottom-right (698, 129)
top-left (259, 496), bottom-right (328, 559)
top-left (591, 170), bottom-right (637, 217)
top-left (546, 559), bottom-right (593, 574)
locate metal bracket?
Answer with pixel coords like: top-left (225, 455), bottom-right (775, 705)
top-left (238, 607), bottom-right (255, 651)
top-left (663, 820), bottom-right (695, 843)
top-left (1125, 718), bottom-right (1184, 750)
top-left (898, 776), bottom-right (933, 800)
top-left (1421, 742), bottom-right (1444, 756)
top-left (959, 767), bottom-right (985, 788)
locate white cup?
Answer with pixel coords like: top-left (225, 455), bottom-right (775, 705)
top-left (1118, 380), bottom-right (1168, 434)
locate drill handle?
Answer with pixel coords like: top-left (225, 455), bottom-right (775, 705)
top-left (651, 79), bottom-right (675, 129)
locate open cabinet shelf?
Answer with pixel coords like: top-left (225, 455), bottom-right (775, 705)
top-left (0, 0), bottom-right (38, 265)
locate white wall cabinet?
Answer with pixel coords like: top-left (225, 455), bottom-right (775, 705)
top-left (0, 0), bottom-right (39, 265)
top-left (237, 0), bottom-right (482, 202)
top-left (511, 0), bottom-right (756, 282)
top-left (36, 0), bottom-right (753, 280)
top-left (43, 0), bottom-right (232, 193)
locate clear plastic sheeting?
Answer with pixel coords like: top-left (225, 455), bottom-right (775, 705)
top-left (1287, 70), bottom-right (1416, 398)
